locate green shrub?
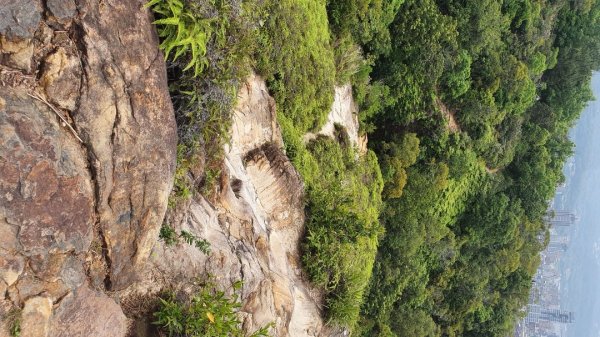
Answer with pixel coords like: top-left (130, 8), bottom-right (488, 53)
top-left (333, 36), bottom-right (366, 85)
top-left (6, 309), bottom-right (21, 337)
top-left (441, 50), bottom-right (472, 100)
top-left (326, 0), bottom-right (403, 56)
top-left (529, 52), bottom-right (547, 75)
top-left (298, 136), bottom-right (384, 328)
top-left (146, 0), bottom-right (213, 76)
top-left (378, 134), bottom-right (420, 198)
top-left (354, 80), bottom-right (394, 134)
top-left (278, 112), bottom-right (384, 330)
top-left (159, 224), bottom-right (179, 246)
top-left (153, 284), bottom-right (271, 337)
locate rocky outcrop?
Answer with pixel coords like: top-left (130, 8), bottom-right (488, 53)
top-left (304, 84), bottom-right (367, 154)
top-left (50, 285), bottom-right (128, 337)
top-left (1, 1), bottom-right (363, 336)
top-left (0, 0), bottom-right (176, 336)
top-left (72, 0), bottom-right (177, 290)
top-left (0, 87), bottom-right (96, 328)
top-left (140, 74), bottom-right (330, 337)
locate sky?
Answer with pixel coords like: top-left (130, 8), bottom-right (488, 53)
top-left (556, 72), bottom-right (600, 337)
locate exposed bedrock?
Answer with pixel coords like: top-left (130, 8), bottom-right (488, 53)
top-left (0, 0), bottom-right (362, 335)
top-left (0, 0), bottom-right (176, 335)
top-left (144, 74), bottom-right (332, 337)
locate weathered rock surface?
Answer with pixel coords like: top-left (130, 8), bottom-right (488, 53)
top-left (0, 0), bottom-right (42, 40)
top-left (0, 87), bottom-right (94, 306)
top-left (141, 74), bottom-right (329, 336)
top-left (21, 296), bottom-right (53, 337)
top-left (0, 37), bottom-right (35, 73)
top-left (304, 84), bottom-right (367, 154)
top-left (73, 0), bottom-right (177, 290)
top-left (50, 285), bottom-right (128, 337)
top-left (0, 0), bottom-right (176, 336)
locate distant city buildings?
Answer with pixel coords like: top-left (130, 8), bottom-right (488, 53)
top-left (513, 209), bottom-right (577, 337)
top-left (544, 210), bottom-right (580, 227)
top-left (525, 305), bottom-right (575, 324)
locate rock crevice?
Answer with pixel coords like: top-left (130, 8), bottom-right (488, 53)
top-left (0, 0), bottom-right (177, 335)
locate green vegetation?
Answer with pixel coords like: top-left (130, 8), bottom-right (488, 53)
top-left (351, 0), bottom-right (600, 336)
top-left (145, 0), bottom-right (213, 76)
top-left (149, 0), bottom-right (261, 201)
top-left (4, 308), bottom-right (21, 337)
top-left (153, 283), bottom-right (271, 336)
top-left (255, 0), bottom-right (336, 133)
top-left (151, 0), bottom-right (600, 335)
top-left (299, 133), bottom-right (383, 327)
top-left (159, 224), bottom-right (211, 254)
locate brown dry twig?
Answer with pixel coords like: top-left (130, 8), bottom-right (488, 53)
top-left (27, 91), bottom-right (84, 143)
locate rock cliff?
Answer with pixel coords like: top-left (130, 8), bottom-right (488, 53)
top-left (0, 0), bottom-right (176, 335)
top-left (0, 1), bottom-right (362, 336)
top-left (140, 74), bottom-right (328, 337)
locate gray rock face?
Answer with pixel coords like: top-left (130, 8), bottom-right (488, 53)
top-left (0, 0), bottom-right (42, 40)
top-left (47, 0), bottom-right (77, 20)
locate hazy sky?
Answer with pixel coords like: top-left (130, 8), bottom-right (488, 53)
top-left (559, 72), bottom-right (600, 337)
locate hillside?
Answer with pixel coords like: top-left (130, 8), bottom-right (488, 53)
top-left (1, 0), bottom-right (600, 337)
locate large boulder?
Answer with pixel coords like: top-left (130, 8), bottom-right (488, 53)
top-left (0, 0), bottom-right (177, 335)
top-left (50, 285), bottom-right (128, 337)
top-left (70, 0), bottom-right (178, 290)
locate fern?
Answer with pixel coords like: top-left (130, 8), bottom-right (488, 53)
top-left (146, 0), bottom-right (213, 76)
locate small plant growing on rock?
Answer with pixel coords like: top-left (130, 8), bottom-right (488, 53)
top-left (4, 308), bottom-right (21, 337)
top-left (180, 230), bottom-right (211, 254)
top-left (147, 0), bottom-right (260, 203)
top-left (153, 283), bottom-right (272, 337)
top-left (159, 224), bottom-right (179, 246)
top-left (159, 224), bottom-right (211, 255)
top-left (145, 0), bottom-right (213, 76)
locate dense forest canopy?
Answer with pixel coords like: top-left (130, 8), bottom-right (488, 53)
top-left (342, 0), bottom-right (600, 336)
top-left (149, 0), bottom-right (600, 335)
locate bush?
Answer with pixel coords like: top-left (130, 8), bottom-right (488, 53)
top-left (326, 0), bottom-right (404, 56)
top-left (441, 50), bottom-right (472, 100)
top-left (299, 136), bottom-right (384, 328)
top-left (159, 224), bottom-right (211, 254)
top-left (153, 284), bottom-right (271, 337)
top-left (4, 309), bottom-right (21, 337)
top-left (146, 0), bottom-right (214, 76)
top-left (333, 36), bottom-right (366, 85)
top-left (378, 134), bottom-right (420, 198)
